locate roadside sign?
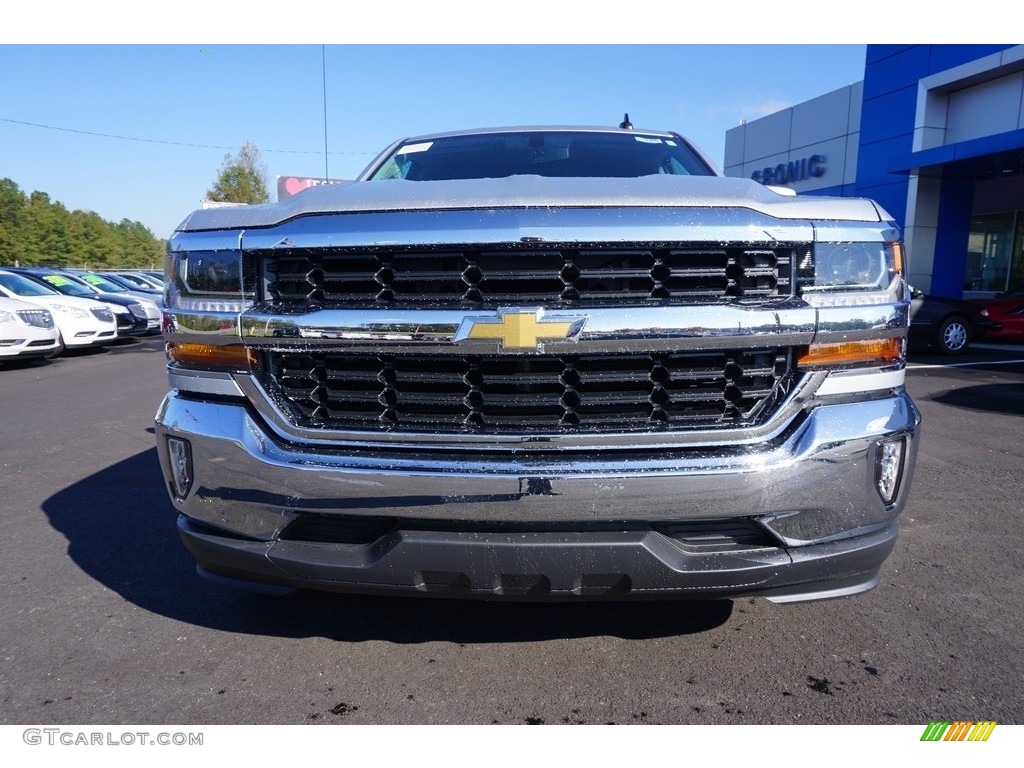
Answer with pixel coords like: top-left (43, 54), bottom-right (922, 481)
top-left (277, 176), bottom-right (349, 201)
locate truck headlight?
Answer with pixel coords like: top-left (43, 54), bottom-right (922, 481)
top-left (166, 249), bottom-right (255, 312)
top-left (181, 250), bottom-right (245, 294)
top-left (798, 241), bottom-right (904, 306)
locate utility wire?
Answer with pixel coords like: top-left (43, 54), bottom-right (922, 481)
top-left (0, 117), bottom-right (374, 156)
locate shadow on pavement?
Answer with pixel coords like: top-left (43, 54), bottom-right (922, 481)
top-left (106, 336), bottom-right (166, 355)
top-left (42, 448), bottom-right (733, 643)
top-left (0, 356), bottom-right (55, 370)
top-left (928, 383), bottom-right (1024, 416)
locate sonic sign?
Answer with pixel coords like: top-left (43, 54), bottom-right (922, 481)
top-left (751, 154), bottom-right (825, 186)
top-left (276, 176), bottom-right (349, 201)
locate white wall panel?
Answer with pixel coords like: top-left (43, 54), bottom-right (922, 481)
top-left (742, 110), bottom-right (793, 163)
top-left (946, 73), bottom-right (1024, 143)
top-left (848, 81), bottom-right (863, 134)
top-left (844, 133), bottom-right (860, 186)
top-left (791, 87), bottom-right (852, 149)
top-left (723, 123), bottom-right (746, 168)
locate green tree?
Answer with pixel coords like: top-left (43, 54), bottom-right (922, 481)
top-left (206, 141), bottom-right (270, 204)
top-left (22, 192), bottom-right (72, 266)
top-left (0, 178), bottom-right (28, 265)
top-left (113, 219), bottom-right (164, 267)
top-left (69, 210), bottom-right (122, 268)
top-left (0, 180), bottom-right (165, 268)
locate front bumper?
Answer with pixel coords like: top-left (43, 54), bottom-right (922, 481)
top-left (155, 387), bottom-right (919, 602)
top-left (115, 314), bottom-right (149, 337)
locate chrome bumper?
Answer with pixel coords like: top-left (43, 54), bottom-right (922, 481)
top-left (155, 388), bottom-right (919, 601)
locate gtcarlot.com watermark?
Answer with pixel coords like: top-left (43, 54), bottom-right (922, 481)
top-left (23, 729), bottom-right (203, 747)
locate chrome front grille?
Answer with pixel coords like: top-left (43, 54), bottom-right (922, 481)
top-left (263, 348), bottom-right (792, 434)
top-left (16, 309), bottom-right (54, 329)
top-left (262, 244), bottom-right (795, 306)
top-left (90, 306), bottom-right (114, 322)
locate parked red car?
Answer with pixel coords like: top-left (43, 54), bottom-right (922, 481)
top-left (974, 288), bottom-right (1024, 340)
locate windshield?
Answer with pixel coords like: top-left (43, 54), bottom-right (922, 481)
top-left (79, 273), bottom-right (129, 293)
top-left (114, 272), bottom-right (158, 289)
top-left (38, 273), bottom-right (95, 296)
top-left (365, 131), bottom-right (715, 182)
top-left (0, 272), bottom-right (59, 297)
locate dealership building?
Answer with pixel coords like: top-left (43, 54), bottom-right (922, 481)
top-left (724, 44), bottom-right (1024, 299)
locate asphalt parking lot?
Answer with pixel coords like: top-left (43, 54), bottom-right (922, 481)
top-left (0, 337), bottom-right (1021, 726)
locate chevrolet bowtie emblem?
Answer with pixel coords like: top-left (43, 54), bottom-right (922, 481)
top-left (454, 310), bottom-right (587, 350)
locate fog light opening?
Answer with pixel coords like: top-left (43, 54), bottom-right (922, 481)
top-left (167, 437), bottom-right (193, 498)
top-left (875, 438), bottom-right (905, 505)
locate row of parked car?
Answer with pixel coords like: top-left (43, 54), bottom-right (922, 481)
top-left (0, 268), bottom-right (164, 362)
top-left (909, 286), bottom-right (1024, 354)
top-left (2, 264), bottom-right (1021, 361)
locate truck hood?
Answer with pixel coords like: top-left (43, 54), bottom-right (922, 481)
top-left (176, 175), bottom-right (889, 233)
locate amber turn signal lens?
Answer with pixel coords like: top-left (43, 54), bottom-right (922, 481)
top-left (166, 342), bottom-right (256, 372)
top-left (891, 242), bottom-right (904, 274)
top-left (798, 338), bottom-right (903, 368)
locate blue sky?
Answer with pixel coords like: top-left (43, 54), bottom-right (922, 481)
top-left (0, 44), bottom-right (870, 240)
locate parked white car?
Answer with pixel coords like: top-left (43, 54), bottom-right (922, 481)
top-left (0, 296), bottom-right (62, 360)
top-left (0, 270), bottom-right (118, 348)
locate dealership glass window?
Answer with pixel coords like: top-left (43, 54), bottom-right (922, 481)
top-left (1012, 216), bottom-right (1024, 292)
top-left (966, 212), bottom-right (1018, 293)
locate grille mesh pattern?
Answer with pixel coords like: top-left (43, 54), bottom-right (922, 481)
top-left (263, 244), bottom-right (794, 306)
top-left (16, 309), bottom-right (54, 329)
top-left (264, 349), bottom-right (791, 433)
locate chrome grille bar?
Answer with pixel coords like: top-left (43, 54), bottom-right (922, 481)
top-left (262, 243), bottom-right (794, 306)
top-left (263, 349), bottom-right (792, 434)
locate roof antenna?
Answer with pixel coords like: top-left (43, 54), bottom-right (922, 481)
top-left (619, 113), bottom-right (634, 130)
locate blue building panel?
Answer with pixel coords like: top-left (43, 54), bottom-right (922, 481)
top-left (802, 182), bottom-right (868, 201)
top-left (857, 135), bottom-right (914, 187)
top-left (856, 180), bottom-right (909, 227)
top-left (926, 44), bottom-right (1014, 74)
top-left (859, 85), bottom-right (919, 146)
top-left (931, 178), bottom-right (975, 298)
top-left (888, 128), bottom-right (1024, 174)
top-left (865, 45), bottom-right (915, 65)
top-left (856, 47), bottom-right (928, 235)
top-left (887, 144), bottom-right (956, 174)
top-left (801, 183), bottom-right (846, 198)
top-left (862, 46), bottom-right (932, 100)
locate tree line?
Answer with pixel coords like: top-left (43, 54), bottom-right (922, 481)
top-left (0, 178), bottom-right (166, 269)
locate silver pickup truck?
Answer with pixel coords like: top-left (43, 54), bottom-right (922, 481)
top-left (156, 124), bottom-right (920, 603)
